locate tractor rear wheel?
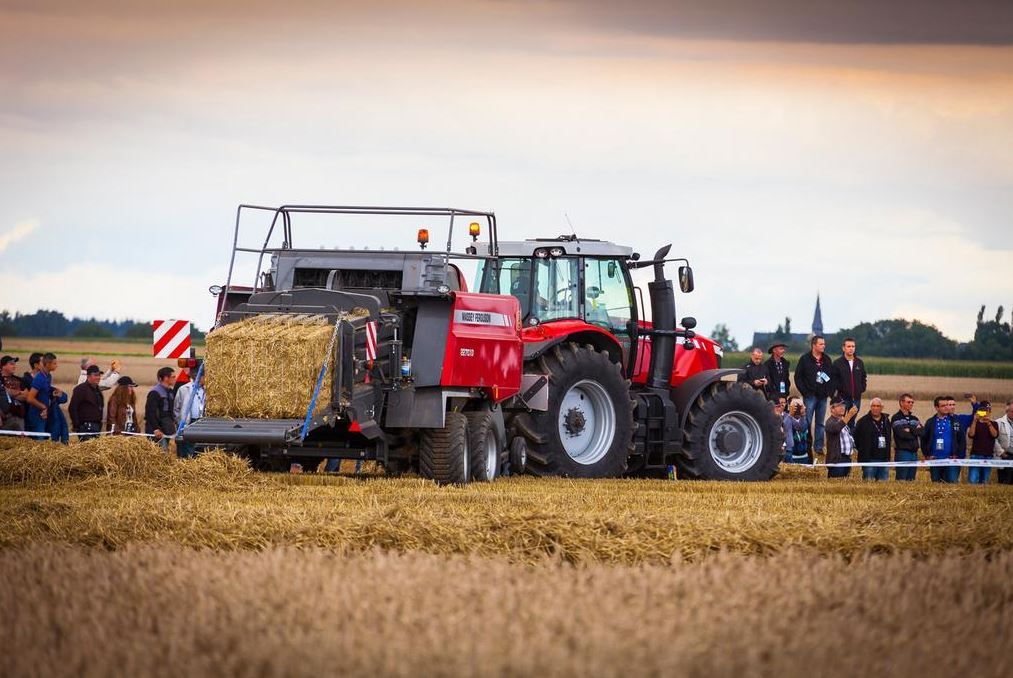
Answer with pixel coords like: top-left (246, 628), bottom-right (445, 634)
top-left (464, 410), bottom-right (500, 482)
top-left (419, 412), bottom-right (471, 485)
top-left (677, 381), bottom-right (781, 481)
top-left (515, 343), bottom-right (635, 478)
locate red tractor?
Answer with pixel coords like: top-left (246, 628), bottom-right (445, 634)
top-left (476, 235), bottom-right (782, 480)
top-left (186, 206), bottom-right (780, 483)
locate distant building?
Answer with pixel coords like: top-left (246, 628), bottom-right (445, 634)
top-left (750, 295), bottom-right (825, 351)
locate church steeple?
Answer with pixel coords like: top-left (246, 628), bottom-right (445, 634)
top-left (812, 294), bottom-right (824, 336)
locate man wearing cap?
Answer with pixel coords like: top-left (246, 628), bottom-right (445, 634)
top-left (825, 398), bottom-right (860, 478)
top-left (1, 356), bottom-right (27, 431)
top-left (69, 365), bottom-right (105, 441)
top-left (737, 347), bottom-right (769, 391)
top-left (77, 357), bottom-right (122, 390)
top-left (764, 342), bottom-right (791, 400)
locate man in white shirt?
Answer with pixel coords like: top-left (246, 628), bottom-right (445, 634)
top-left (996, 400), bottom-right (1013, 485)
top-left (77, 357), bottom-right (121, 390)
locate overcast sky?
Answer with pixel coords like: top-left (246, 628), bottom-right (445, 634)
top-left (1, 0), bottom-right (1011, 344)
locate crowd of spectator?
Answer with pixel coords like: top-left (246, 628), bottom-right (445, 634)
top-left (0, 352), bottom-right (204, 459)
top-left (741, 336), bottom-right (1013, 484)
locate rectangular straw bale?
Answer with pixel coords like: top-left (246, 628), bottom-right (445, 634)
top-left (204, 314), bottom-right (335, 418)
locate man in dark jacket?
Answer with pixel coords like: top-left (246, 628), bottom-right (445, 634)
top-left (825, 398), bottom-right (859, 478)
top-left (145, 367), bottom-right (176, 449)
top-left (832, 337), bottom-right (867, 431)
top-left (921, 395), bottom-right (966, 483)
top-left (764, 342), bottom-right (791, 400)
top-left (737, 347), bottom-right (768, 391)
top-left (69, 365), bottom-right (105, 440)
top-left (793, 335), bottom-right (836, 454)
top-left (854, 397), bottom-right (891, 481)
top-left (891, 393), bottom-right (923, 481)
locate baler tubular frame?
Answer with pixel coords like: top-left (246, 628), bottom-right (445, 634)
top-left (220, 204), bottom-right (500, 327)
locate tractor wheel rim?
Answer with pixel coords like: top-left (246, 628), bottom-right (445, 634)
top-left (558, 379), bottom-right (616, 465)
top-left (483, 432), bottom-right (497, 479)
top-left (708, 411), bottom-right (763, 473)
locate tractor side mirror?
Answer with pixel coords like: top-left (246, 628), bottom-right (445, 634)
top-left (678, 265), bottom-right (695, 293)
top-left (681, 316), bottom-right (697, 330)
top-left (607, 260), bottom-right (617, 278)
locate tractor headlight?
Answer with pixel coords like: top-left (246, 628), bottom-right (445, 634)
top-left (549, 247), bottom-right (564, 257)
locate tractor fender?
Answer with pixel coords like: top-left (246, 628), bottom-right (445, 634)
top-left (670, 368), bottom-right (744, 429)
top-left (523, 328), bottom-right (623, 364)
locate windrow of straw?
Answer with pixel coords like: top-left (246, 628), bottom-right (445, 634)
top-left (0, 436), bottom-right (255, 489)
top-left (204, 314), bottom-right (335, 418)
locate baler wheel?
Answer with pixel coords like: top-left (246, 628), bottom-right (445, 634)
top-left (419, 412), bottom-right (471, 485)
top-left (464, 411), bottom-right (500, 482)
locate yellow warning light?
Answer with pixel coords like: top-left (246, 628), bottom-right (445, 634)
top-left (468, 222), bottom-right (481, 240)
top-left (417, 228), bottom-right (429, 249)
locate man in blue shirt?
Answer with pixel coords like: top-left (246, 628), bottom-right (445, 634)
top-left (921, 395), bottom-right (966, 483)
top-left (25, 353), bottom-right (63, 440)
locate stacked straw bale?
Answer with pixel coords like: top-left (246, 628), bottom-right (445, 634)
top-left (204, 314), bottom-right (335, 418)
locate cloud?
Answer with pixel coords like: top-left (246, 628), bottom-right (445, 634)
top-left (517, 0), bottom-right (1013, 46)
top-left (0, 218), bottom-right (37, 253)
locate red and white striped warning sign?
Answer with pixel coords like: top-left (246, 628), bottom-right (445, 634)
top-left (365, 321), bottom-right (378, 361)
top-left (152, 320), bottom-right (191, 359)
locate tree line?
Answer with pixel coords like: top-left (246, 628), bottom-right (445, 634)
top-left (711, 305), bottom-right (1013, 361)
top-left (0, 310), bottom-right (205, 341)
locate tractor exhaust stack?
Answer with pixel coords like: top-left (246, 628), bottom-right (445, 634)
top-left (646, 244), bottom-right (676, 390)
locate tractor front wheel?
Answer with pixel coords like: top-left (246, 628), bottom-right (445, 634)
top-left (677, 381), bottom-right (782, 481)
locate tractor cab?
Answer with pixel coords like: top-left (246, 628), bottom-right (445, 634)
top-left (476, 236), bottom-right (640, 369)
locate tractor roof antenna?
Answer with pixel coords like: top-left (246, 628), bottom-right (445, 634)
top-left (564, 212), bottom-right (581, 244)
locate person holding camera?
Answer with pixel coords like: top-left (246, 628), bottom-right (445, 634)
top-left (794, 335), bottom-right (836, 455)
top-left (786, 397), bottom-right (811, 463)
top-left (891, 393), bottom-right (923, 481)
top-left (966, 400), bottom-right (999, 485)
top-left (824, 398), bottom-right (859, 478)
top-left (737, 347), bottom-right (769, 391)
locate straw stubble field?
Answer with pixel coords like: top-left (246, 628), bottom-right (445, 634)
top-left (3, 336), bottom-right (1013, 676)
top-left (1, 437), bottom-right (1012, 677)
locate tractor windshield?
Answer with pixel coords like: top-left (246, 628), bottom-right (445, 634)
top-left (477, 257), bottom-right (580, 323)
